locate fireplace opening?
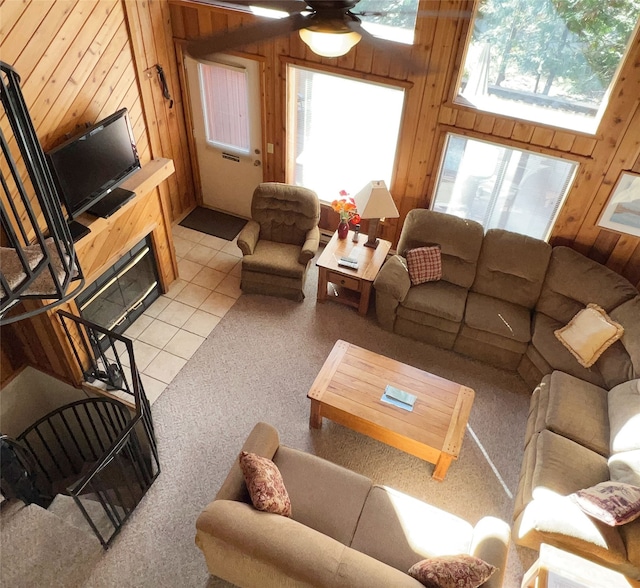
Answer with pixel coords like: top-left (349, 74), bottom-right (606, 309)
top-left (76, 236), bottom-right (160, 343)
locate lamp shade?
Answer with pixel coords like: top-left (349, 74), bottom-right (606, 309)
top-left (299, 28), bottom-right (361, 58)
top-left (353, 180), bottom-right (399, 220)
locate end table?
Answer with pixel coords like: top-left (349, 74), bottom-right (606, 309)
top-left (521, 543), bottom-right (639, 588)
top-left (316, 230), bottom-right (391, 315)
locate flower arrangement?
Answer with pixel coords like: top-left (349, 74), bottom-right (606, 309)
top-left (331, 190), bottom-right (361, 225)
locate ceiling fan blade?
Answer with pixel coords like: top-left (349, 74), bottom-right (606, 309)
top-left (187, 13), bottom-right (309, 59)
top-left (347, 21), bottom-right (426, 75)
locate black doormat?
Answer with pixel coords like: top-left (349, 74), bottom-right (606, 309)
top-left (179, 207), bottom-right (248, 241)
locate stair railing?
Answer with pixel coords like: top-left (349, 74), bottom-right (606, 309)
top-left (1, 311), bottom-right (161, 547)
top-left (0, 61), bottom-right (84, 325)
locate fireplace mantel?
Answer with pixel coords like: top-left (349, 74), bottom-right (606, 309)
top-left (7, 158), bottom-right (178, 386)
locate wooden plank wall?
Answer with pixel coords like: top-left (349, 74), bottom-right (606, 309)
top-left (0, 0), bottom-right (193, 384)
top-left (168, 0), bottom-right (640, 289)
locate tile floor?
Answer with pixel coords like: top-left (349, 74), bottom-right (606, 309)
top-left (109, 224), bottom-right (243, 406)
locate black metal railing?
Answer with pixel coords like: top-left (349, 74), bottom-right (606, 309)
top-left (0, 312), bottom-right (160, 547)
top-left (0, 61), bottom-right (84, 325)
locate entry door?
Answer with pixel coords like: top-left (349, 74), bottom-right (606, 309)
top-left (185, 54), bottom-right (263, 219)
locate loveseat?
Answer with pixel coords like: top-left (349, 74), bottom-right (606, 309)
top-left (195, 422), bottom-right (511, 587)
top-left (373, 208), bottom-right (640, 578)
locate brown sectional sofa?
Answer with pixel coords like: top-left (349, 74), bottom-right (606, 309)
top-left (374, 209), bottom-right (640, 384)
top-left (515, 374), bottom-right (640, 579)
top-left (373, 209), bottom-right (640, 578)
top-left (195, 422), bottom-right (511, 588)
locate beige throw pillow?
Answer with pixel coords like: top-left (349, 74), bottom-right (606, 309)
top-left (554, 303), bottom-right (624, 368)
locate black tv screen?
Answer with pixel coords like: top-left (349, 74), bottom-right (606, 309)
top-left (46, 108), bottom-right (140, 219)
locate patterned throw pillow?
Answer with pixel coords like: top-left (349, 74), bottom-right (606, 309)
top-left (408, 554), bottom-right (496, 588)
top-left (239, 451), bottom-right (292, 517)
top-left (554, 303), bottom-right (624, 368)
top-left (572, 481), bottom-right (640, 526)
top-left (406, 245), bottom-right (442, 286)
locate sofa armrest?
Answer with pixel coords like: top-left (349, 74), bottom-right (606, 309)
top-left (299, 226), bottom-right (320, 265)
top-left (373, 255), bottom-right (411, 302)
top-left (196, 500), bottom-right (422, 588)
top-left (469, 516), bottom-right (511, 588)
top-left (237, 220), bottom-right (261, 256)
top-left (215, 422), bottom-right (280, 501)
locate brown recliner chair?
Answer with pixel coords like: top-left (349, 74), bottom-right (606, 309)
top-left (237, 182), bottom-right (320, 301)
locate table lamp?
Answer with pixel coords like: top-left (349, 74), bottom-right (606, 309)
top-left (353, 180), bottom-right (399, 249)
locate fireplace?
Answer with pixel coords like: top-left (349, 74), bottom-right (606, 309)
top-left (75, 236), bottom-right (160, 340)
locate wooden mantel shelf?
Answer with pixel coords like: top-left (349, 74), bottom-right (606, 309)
top-left (74, 157), bottom-right (175, 239)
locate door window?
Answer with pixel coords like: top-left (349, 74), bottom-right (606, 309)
top-left (198, 62), bottom-right (250, 153)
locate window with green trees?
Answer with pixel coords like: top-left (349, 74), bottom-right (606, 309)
top-left (357, 0), bottom-right (419, 44)
top-left (456, 0), bottom-right (640, 132)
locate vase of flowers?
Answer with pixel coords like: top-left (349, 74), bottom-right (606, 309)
top-left (331, 190), bottom-right (361, 240)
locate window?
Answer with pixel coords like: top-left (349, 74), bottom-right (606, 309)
top-left (456, 0), bottom-right (640, 133)
top-left (198, 62), bottom-right (250, 153)
top-left (357, 0), bottom-right (419, 44)
top-left (288, 66), bottom-right (405, 203)
top-left (432, 134), bottom-right (577, 240)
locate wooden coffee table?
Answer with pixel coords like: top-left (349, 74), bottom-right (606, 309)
top-left (307, 340), bottom-right (475, 481)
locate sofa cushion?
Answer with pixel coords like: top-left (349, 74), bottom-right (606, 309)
top-left (400, 280), bottom-right (469, 323)
top-left (406, 246), bottom-right (442, 285)
top-left (596, 340), bottom-right (637, 390)
top-left (609, 450), bottom-right (640, 486)
top-left (408, 555), bottom-right (496, 588)
top-left (396, 209), bottom-right (483, 289)
top-left (472, 229), bottom-right (551, 308)
top-left (554, 304), bottom-right (624, 368)
top-left (239, 452), bottom-right (292, 517)
top-left (241, 240), bottom-right (307, 278)
top-left (536, 246), bottom-right (638, 324)
top-left (572, 481), bottom-right (640, 526)
top-left (611, 296), bottom-right (640, 378)
top-left (464, 292), bottom-right (532, 343)
top-left (273, 445), bottom-right (372, 546)
top-left (532, 371), bottom-right (609, 456)
top-left (532, 313), bottom-right (605, 387)
top-left (608, 379), bottom-right (640, 454)
top-left (529, 430), bottom-right (610, 505)
top-left (350, 486), bottom-right (472, 573)
top-left (512, 493), bottom-right (628, 566)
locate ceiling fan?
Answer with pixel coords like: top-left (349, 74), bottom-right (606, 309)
top-left (186, 0), bottom-right (427, 64)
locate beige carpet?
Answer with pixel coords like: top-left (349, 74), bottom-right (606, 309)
top-left (74, 262), bottom-right (538, 587)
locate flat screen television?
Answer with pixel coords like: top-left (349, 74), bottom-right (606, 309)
top-left (46, 108), bottom-right (141, 224)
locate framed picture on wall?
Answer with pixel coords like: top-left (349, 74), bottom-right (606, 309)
top-left (597, 171), bottom-right (640, 237)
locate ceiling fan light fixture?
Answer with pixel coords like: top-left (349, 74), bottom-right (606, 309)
top-left (299, 27), bottom-right (361, 58)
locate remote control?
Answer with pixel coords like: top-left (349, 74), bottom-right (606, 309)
top-left (340, 256), bottom-right (358, 264)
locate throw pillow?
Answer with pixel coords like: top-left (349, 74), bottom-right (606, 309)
top-left (554, 303), bottom-right (624, 368)
top-left (406, 245), bottom-right (442, 286)
top-left (408, 554), bottom-right (496, 588)
top-left (572, 481), bottom-right (640, 526)
top-left (239, 451), bottom-right (292, 517)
